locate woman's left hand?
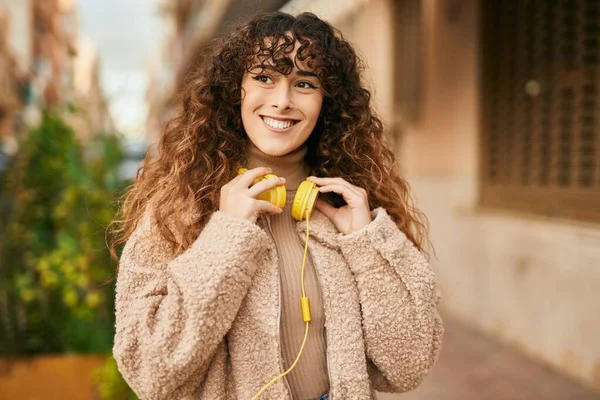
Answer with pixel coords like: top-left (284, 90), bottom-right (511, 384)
top-left (306, 176), bottom-right (372, 234)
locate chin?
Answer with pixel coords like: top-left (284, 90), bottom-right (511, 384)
top-left (261, 148), bottom-right (290, 157)
top-left (256, 142), bottom-right (294, 157)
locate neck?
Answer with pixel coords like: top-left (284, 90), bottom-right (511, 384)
top-left (245, 142), bottom-right (308, 190)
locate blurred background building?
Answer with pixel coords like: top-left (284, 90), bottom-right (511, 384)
top-left (0, 0), bottom-right (113, 155)
top-left (0, 0), bottom-right (27, 157)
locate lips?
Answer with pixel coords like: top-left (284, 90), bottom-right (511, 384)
top-left (261, 116), bottom-right (300, 130)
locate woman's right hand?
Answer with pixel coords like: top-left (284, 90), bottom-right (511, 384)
top-left (219, 167), bottom-right (285, 223)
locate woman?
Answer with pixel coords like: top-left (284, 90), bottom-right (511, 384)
top-left (111, 11), bottom-right (443, 400)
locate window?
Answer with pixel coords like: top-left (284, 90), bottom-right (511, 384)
top-left (480, 0), bottom-right (600, 222)
top-left (393, 0), bottom-right (422, 128)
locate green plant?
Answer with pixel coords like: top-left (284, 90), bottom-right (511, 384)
top-left (0, 112), bottom-right (127, 355)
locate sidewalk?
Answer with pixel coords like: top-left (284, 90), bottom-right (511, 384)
top-left (377, 315), bottom-right (600, 400)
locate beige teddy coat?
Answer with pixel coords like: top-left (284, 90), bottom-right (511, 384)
top-left (113, 207), bottom-right (443, 399)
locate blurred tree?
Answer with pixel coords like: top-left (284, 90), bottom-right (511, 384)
top-left (0, 111), bottom-right (127, 355)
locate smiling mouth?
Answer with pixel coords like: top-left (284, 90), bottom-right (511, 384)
top-left (261, 116), bottom-right (300, 130)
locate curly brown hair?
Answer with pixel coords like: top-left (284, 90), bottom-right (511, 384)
top-left (109, 11), bottom-right (428, 258)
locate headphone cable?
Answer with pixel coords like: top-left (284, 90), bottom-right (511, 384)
top-left (251, 210), bottom-right (312, 399)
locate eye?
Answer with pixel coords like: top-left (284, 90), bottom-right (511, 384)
top-left (252, 74), bottom-right (273, 84)
top-left (296, 81), bottom-right (318, 89)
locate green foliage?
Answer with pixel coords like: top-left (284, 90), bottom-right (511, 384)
top-left (0, 112), bottom-right (128, 355)
top-left (94, 355), bottom-right (138, 400)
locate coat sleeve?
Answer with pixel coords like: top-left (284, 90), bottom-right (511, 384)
top-left (112, 210), bottom-right (272, 400)
top-left (337, 207), bottom-right (443, 393)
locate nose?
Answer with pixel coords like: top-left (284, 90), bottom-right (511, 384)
top-left (271, 83), bottom-right (293, 110)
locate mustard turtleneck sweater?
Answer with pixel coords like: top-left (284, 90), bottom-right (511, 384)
top-left (246, 142), bottom-right (329, 399)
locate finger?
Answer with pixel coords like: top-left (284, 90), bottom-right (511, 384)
top-left (308, 176), bottom-right (364, 198)
top-left (255, 199), bottom-right (283, 215)
top-left (307, 176), bottom-right (354, 189)
top-left (238, 167), bottom-right (274, 187)
top-left (314, 198), bottom-right (337, 220)
top-left (247, 176), bottom-right (286, 198)
top-left (317, 183), bottom-right (362, 201)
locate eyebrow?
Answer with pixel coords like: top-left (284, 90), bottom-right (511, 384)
top-left (296, 70), bottom-right (319, 78)
top-left (250, 65), bottom-right (319, 79)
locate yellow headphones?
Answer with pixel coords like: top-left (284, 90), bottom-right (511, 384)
top-left (237, 167), bottom-right (320, 221)
top-left (237, 167), bottom-right (318, 399)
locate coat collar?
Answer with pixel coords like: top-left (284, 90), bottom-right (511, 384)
top-left (295, 209), bottom-right (341, 250)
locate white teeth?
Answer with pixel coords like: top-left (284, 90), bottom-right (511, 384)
top-left (263, 117), bottom-right (295, 130)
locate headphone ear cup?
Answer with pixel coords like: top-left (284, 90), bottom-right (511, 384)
top-left (292, 180), bottom-right (319, 221)
top-left (238, 167), bottom-right (286, 209)
top-left (257, 177), bottom-right (286, 209)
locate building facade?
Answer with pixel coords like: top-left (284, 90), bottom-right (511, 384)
top-left (0, 0), bottom-right (113, 150)
top-left (0, 1), bottom-right (29, 154)
top-left (284, 0), bottom-right (600, 391)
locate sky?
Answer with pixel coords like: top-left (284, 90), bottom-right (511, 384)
top-left (77, 0), bottom-right (165, 141)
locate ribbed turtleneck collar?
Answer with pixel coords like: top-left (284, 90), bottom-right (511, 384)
top-left (245, 141), bottom-right (308, 190)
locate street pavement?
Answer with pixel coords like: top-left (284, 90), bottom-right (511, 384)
top-left (377, 315), bottom-right (600, 400)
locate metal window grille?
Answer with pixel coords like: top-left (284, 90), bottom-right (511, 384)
top-left (480, 0), bottom-right (600, 222)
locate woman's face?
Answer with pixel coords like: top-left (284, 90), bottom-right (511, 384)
top-left (240, 42), bottom-right (324, 156)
